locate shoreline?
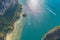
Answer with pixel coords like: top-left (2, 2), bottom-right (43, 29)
top-left (6, 14), bottom-right (25, 40)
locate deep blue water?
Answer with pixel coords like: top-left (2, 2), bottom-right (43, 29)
top-left (19, 0), bottom-right (60, 40)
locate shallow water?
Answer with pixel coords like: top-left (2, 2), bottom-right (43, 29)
top-left (19, 0), bottom-right (60, 40)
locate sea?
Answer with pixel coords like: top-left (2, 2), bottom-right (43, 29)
top-left (19, 0), bottom-right (60, 40)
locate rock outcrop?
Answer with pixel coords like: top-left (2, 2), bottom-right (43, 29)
top-left (43, 26), bottom-right (60, 40)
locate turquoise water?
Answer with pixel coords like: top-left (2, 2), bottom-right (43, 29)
top-left (19, 0), bottom-right (60, 40)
